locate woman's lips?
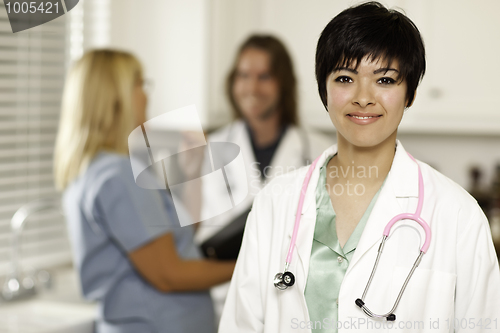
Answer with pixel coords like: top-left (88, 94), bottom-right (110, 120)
top-left (346, 113), bottom-right (382, 125)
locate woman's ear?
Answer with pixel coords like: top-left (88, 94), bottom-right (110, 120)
top-left (406, 90), bottom-right (417, 108)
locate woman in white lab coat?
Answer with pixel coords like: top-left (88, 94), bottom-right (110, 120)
top-left (197, 35), bottom-right (332, 241)
top-left (196, 35), bottom-right (332, 320)
top-left (219, 2), bottom-right (500, 332)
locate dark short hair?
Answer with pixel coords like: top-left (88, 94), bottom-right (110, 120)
top-left (227, 35), bottom-right (298, 126)
top-left (315, 1), bottom-right (426, 109)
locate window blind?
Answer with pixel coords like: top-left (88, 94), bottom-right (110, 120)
top-left (0, 2), bottom-right (71, 275)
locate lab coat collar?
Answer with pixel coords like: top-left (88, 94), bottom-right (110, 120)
top-left (288, 140), bottom-right (420, 282)
top-left (267, 126), bottom-right (305, 178)
top-left (390, 140), bottom-right (419, 198)
top-left (230, 120), bottom-right (262, 186)
top-left (348, 141), bottom-right (420, 273)
top-left (289, 139), bottom-right (418, 219)
top-left (231, 119), bottom-right (307, 185)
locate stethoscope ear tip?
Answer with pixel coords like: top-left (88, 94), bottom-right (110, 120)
top-left (355, 298), bottom-right (396, 322)
top-left (355, 298), bottom-right (364, 308)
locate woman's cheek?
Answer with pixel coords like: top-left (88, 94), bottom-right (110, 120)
top-left (329, 91), bottom-right (352, 117)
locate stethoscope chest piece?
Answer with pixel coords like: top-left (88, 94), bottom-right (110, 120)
top-left (274, 271), bottom-right (295, 290)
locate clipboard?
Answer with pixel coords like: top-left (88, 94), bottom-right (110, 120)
top-left (200, 208), bottom-right (251, 260)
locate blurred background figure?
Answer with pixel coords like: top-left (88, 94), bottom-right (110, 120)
top-left (54, 49), bottom-right (234, 333)
top-left (194, 34), bottom-right (332, 323)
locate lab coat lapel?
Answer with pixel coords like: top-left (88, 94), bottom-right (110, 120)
top-left (287, 144), bottom-right (339, 287)
top-left (346, 141), bottom-right (419, 275)
top-left (231, 120), bottom-right (263, 192)
top-left (267, 126), bottom-right (304, 179)
top-left (345, 174), bottom-right (403, 276)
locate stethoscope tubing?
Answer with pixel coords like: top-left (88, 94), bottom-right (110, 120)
top-left (356, 153), bottom-right (431, 321)
top-left (383, 153), bottom-right (431, 253)
top-left (286, 156), bottom-right (321, 264)
top-left (274, 151), bottom-right (432, 323)
top-left (274, 155), bottom-right (321, 290)
top-left (357, 236), bottom-right (425, 321)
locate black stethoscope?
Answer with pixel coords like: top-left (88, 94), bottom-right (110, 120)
top-left (273, 152), bottom-right (432, 322)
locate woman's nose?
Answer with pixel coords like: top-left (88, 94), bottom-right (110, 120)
top-left (353, 82), bottom-right (374, 107)
top-left (246, 76), bottom-right (259, 94)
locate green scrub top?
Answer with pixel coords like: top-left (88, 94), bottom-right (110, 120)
top-left (304, 155), bottom-right (384, 332)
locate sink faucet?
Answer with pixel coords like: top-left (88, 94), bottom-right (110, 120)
top-left (1, 199), bottom-right (62, 302)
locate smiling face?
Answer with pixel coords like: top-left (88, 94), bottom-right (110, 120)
top-left (232, 48), bottom-right (281, 122)
top-left (326, 56), bottom-right (411, 148)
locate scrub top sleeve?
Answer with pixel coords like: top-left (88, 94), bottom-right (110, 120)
top-left (455, 204), bottom-right (500, 330)
top-left (219, 199), bottom-right (265, 332)
top-left (94, 169), bottom-right (173, 253)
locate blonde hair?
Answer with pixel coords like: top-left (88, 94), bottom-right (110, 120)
top-left (54, 49), bottom-right (142, 190)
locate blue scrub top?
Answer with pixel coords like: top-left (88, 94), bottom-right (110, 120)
top-left (63, 151), bottom-right (215, 333)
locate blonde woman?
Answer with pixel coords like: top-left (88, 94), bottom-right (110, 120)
top-left (55, 49), bottom-right (234, 333)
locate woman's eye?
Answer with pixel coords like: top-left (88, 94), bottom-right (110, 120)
top-left (377, 77), bottom-right (396, 85)
top-left (335, 76), bottom-right (353, 84)
top-left (259, 74), bottom-right (271, 81)
top-left (236, 72), bottom-right (249, 79)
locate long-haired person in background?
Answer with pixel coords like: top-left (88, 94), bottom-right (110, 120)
top-left (194, 34), bottom-right (332, 322)
top-left (54, 50), bottom-right (234, 333)
top-left (219, 3), bottom-right (500, 332)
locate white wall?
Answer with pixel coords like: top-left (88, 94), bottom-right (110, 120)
top-left (105, 0), bottom-right (210, 125)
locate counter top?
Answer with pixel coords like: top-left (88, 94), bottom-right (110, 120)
top-left (0, 265), bottom-right (96, 333)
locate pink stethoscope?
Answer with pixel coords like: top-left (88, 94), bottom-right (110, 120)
top-left (273, 152), bottom-right (432, 322)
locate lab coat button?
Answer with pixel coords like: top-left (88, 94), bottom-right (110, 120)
top-left (337, 256), bottom-right (343, 263)
top-left (336, 299), bottom-right (339, 305)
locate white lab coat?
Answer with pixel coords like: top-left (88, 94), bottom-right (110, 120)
top-left (219, 140), bottom-right (500, 333)
top-left (196, 119), bottom-right (333, 320)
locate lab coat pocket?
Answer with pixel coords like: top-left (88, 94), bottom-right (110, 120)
top-left (391, 267), bottom-right (456, 332)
